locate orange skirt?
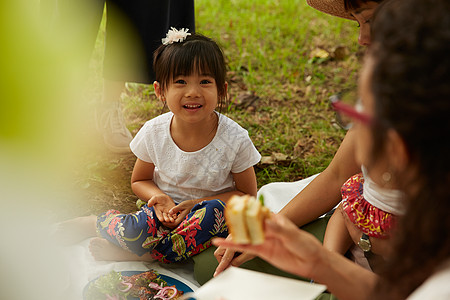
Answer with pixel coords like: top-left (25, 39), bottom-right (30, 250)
top-left (341, 173), bottom-right (396, 239)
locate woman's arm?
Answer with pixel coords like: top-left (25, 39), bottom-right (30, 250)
top-left (313, 243), bottom-right (378, 300)
top-left (279, 129), bottom-right (361, 226)
top-left (214, 213), bottom-right (378, 300)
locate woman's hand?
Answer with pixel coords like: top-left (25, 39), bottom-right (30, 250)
top-left (214, 213), bottom-right (379, 300)
top-left (213, 235), bottom-right (256, 277)
top-left (213, 214), bottom-right (324, 279)
top-left (147, 194), bottom-right (177, 228)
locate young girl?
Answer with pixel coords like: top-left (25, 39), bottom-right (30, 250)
top-left (60, 29), bottom-right (261, 263)
top-left (323, 162), bottom-right (405, 271)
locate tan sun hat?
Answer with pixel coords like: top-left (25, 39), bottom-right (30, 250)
top-left (306, 0), bottom-right (355, 20)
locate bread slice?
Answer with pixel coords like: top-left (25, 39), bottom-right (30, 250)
top-left (225, 195), bottom-right (270, 244)
top-left (225, 195), bottom-right (251, 244)
top-left (245, 197), bottom-right (270, 245)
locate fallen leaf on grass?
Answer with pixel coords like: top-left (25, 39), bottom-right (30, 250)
top-left (233, 91), bottom-right (260, 110)
top-left (309, 48), bottom-right (331, 64)
top-left (294, 138), bottom-right (315, 157)
top-left (260, 152), bottom-right (291, 165)
top-left (333, 46), bottom-right (349, 61)
top-left (310, 48), bottom-right (330, 59)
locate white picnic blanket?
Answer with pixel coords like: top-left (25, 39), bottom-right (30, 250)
top-left (257, 174), bottom-right (320, 213)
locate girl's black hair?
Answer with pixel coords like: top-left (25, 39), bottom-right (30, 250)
top-left (153, 33), bottom-right (228, 110)
top-left (367, 0), bottom-right (450, 298)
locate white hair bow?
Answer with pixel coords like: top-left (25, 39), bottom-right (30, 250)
top-left (162, 27), bottom-right (191, 45)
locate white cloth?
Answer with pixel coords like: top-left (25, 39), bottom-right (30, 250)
top-left (407, 260), bottom-right (450, 299)
top-left (361, 166), bottom-right (406, 215)
top-left (192, 267), bottom-right (326, 300)
top-left (257, 174), bottom-right (319, 213)
top-left (130, 112), bottom-right (261, 203)
top-left (257, 166), bottom-right (406, 216)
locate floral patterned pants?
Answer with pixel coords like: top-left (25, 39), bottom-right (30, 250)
top-left (96, 199), bottom-right (228, 263)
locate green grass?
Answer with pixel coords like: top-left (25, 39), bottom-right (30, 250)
top-left (85, 0), bottom-right (363, 203)
top-left (192, 0), bottom-right (362, 186)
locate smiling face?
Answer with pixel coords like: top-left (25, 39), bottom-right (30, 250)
top-left (153, 34), bottom-right (228, 112)
top-left (154, 70), bottom-right (225, 126)
top-left (152, 34), bottom-right (229, 127)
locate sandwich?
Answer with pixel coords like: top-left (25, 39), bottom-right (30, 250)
top-left (225, 195), bottom-right (270, 245)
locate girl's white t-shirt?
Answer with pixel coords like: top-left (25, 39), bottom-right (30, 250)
top-left (130, 112), bottom-right (261, 203)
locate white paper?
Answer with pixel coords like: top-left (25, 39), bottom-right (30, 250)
top-left (192, 267), bottom-right (326, 300)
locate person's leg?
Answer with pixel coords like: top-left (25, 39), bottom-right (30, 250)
top-left (97, 0), bottom-right (143, 154)
top-left (152, 200), bottom-right (228, 263)
top-left (53, 215), bottom-right (98, 245)
top-left (41, 0), bottom-right (133, 153)
top-left (89, 237), bottom-right (153, 261)
top-left (95, 206), bottom-right (169, 259)
top-left (96, 79), bottom-right (132, 153)
top-left (192, 216), bottom-right (330, 285)
top-left (98, 0), bottom-right (195, 153)
top-left (41, 0), bottom-right (105, 63)
top-left (323, 204), bottom-right (353, 254)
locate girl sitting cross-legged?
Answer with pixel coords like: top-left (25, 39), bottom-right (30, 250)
top-left (57, 29), bottom-right (261, 264)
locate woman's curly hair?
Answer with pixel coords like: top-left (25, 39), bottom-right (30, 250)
top-left (368, 0), bottom-right (450, 298)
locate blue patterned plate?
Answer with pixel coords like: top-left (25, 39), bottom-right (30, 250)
top-left (83, 270), bottom-right (194, 299)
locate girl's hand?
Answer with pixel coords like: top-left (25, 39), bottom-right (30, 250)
top-left (213, 235), bottom-right (256, 277)
top-left (213, 214), bottom-right (323, 280)
top-left (147, 194), bottom-right (177, 228)
top-left (168, 200), bottom-right (197, 226)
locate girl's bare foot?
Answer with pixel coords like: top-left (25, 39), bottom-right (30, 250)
top-left (53, 215), bottom-right (98, 245)
top-left (89, 237), bottom-right (153, 261)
